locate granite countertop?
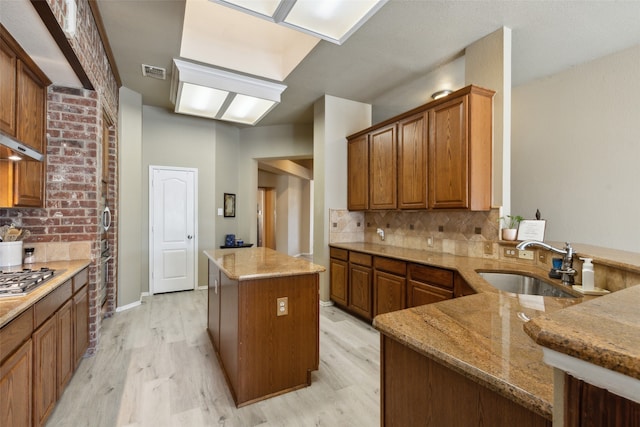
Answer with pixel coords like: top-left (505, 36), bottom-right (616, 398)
top-left (330, 241), bottom-right (583, 297)
top-left (0, 259), bottom-right (91, 328)
top-left (374, 292), bottom-right (579, 418)
top-left (524, 284), bottom-right (640, 380)
top-left (204, 247), bottom-right (325, 280)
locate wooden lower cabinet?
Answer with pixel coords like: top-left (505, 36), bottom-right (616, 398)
top-left (329, 248), bottom-right (349, 307)
top-left (406, 263), bottom-right (453, 307)
top-left (0, 339), bottom-right (32, 427)
top-left (564, 374), bottom-right (640, 427)
top-left (374, 256), bottom-right (407, 316)
top-left (56, 299), bottom-right (74, 396)
top-left (349, 263), bottom-right (373, 320)
top-left (407, 280), bottom-right (452, 307)
top-left (33, 314), bottom-right (57, 427)
top-left (381, 335), bottom-right (551, 427)
top-left (73, 284), bottom-right (89, 368)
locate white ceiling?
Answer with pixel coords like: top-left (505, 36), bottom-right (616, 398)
top-left (5, 0), bottom-right (640, 128)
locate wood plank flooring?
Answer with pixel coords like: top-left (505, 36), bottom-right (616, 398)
top-left (46, 289), bottom-right (380, 426)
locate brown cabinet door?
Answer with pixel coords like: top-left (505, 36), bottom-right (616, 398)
top-left (0, 339), bottom-right (32, 427)
top-left (57, 299), bottom-right (73, 396)
top-left (374, 270), bottom-right (406, 316)
top-left (398, 112), bottom-right (427, 209)
top-left (349, 264), bottom-right (373, 320)
top-left (15, 60), bottom-right (46, 152)
top-left (407, 280), bottom-right (453, 307)
top-left (429, 95), bottom-right (469, 209)
top-left (369, 124), bottom-right (397, 210)
top-left (33, 315), bottom-right (57, 427)
top-left (207, 260), bottom-right (221, 352)
top-left (330, 257), bottom-right (348, 307)
top-left (0, 37), bottom-right (17, 136)
top-left (73, 285), bottom-right (89, 368)
top-left (347, 134), bottom-right (369, 210)
top-left (13, 159), bottom-right (44, 207)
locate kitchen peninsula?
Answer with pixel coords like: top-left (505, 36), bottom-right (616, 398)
top-left (204, 247), bottom-right (325, 407)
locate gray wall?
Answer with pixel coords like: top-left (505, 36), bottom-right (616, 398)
top-left (512, 44), bottom-right (640, 252)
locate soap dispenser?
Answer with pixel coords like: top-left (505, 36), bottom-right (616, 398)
top-left (581, 258), bottom-right (594, 291)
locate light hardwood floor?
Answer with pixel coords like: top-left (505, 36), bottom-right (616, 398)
top-left (46, 289), bottom-right (380, 426)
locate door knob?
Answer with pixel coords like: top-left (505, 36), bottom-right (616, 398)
top-left (187, 235), bottom-right (193, 239)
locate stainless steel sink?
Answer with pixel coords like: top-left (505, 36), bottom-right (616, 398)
top-left (477, 272), bottom-right (577, 298)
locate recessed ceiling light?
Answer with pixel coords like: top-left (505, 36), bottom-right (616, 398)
top-left (210, 0), bottom-right (388, 44)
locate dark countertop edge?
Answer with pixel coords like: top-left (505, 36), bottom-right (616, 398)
top-left (374, 311), bottom-right (552, 419)
top-left (0, 259), bottom-right (92, 328)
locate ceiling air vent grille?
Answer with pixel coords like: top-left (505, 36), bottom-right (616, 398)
top-left (141, 64), bottom-right (166, 80)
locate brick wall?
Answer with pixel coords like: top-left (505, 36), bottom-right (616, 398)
top-left (0, 0), bottom-right (119, 354)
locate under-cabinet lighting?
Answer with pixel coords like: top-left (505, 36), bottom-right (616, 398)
top-left (210, 0), bottom-right (388, 44)
top-left (8, 155), bottom-right (22, 161)
top-left (170, 59), bottom-right (286, 125)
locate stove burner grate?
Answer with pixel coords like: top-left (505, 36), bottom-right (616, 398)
top-left (0, 267), bottom-right (56, 297)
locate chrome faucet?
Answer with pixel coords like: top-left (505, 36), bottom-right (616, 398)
top-left (516, 240), bottom-right (576, 286)
top-left (376, 228), bottom-right (385, 241)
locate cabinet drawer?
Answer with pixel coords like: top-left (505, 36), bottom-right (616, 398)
top-left (349, 251), bottom-right (372, 267)
top-left (34, 279), bottom-right (72, 328)
top-left (329, 247), bottom-right (349, 261)
top-left (374, 256), bottom-right (406, 276)
top-left (408, 264), bottom-right (453, 289)
top-left (0, 306), bottom-right (33, 363)
top-left (72, 268), bottom-right (88, 293)
top-left (407, 281), bottom-right (453, 307)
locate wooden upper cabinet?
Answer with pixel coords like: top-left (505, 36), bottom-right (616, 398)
top-left (369, 124), bottom-right (397, 210)
top-left (0, 37), bottom-right (17, 136)
top-left (429, 95), bottom-right (468, 209)
top-left (16, 60), bottom-right (46, 152)
top-left (13, 160), bottom-right (44, 207)
top-left (347, 134), bottom-right (369, 210)
top-left (429, 88), bottom-right (493, 211)
top-left (398, 112), bottom-right (427, 209)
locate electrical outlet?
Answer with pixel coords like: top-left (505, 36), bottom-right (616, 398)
top-left (538, 251), bottom-right (547, 264)
top-left (518, 250), bottom-right (534, 260)
top-left (483, 242), bottom-right (493, 255)
top-left (427, 236), bottom-right (433, 247)
top-left (503, 248), bottom-right (517, 258)
top-left (277, 297), bottom-right (288, 316)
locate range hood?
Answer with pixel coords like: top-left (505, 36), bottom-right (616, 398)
top-left (0, 133), bottom-right (44, 161)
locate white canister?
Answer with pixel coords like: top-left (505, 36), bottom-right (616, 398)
top-left (0, 241), bottom-right (24, 268)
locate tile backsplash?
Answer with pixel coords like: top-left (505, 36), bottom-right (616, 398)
top-left (329, 208), bottom-right (500, 258)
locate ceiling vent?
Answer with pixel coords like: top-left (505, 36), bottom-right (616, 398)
top-left (141, 64), bottom-right (166, 80)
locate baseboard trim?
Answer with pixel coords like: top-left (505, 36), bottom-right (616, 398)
top-left (320, 300), bottom-right (334, 307)
top-left (116, 299), bottom-right (141, 312)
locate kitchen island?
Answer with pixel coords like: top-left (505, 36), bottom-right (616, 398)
top-left (204, 247), bottom-right (325, 407)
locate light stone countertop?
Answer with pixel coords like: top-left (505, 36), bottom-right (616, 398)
top-left (524, 284), bottom-right (640, 380)
top-left (204, 247), bottom-right (325, 280)
top-left (0, 259), bottom-right (91, 328)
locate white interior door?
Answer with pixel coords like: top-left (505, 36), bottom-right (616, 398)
top-left (149, 166), bottom-right (197, 294)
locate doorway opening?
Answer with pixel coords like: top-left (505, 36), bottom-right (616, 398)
top-left (257, 187), bottom-right (276, 249)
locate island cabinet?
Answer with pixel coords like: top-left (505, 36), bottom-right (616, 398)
top-left (346, 84), bottom-right (494, 212)
top-left (381, 335), bottom-right (551, 427)
top-left (564, 374), bottom-right (640, 426)
top-left (373, 256), bottom-right (406, 316)
top-left (206, 248), bottom-right (321, 407)
top-left (206, 259), bottom-right (221, 351)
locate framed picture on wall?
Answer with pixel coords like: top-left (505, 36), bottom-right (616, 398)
top-left (224, 193), bottom-right (236, 217)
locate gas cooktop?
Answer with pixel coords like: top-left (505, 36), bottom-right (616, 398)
top-left (0, 267), bottom-right (56, 297)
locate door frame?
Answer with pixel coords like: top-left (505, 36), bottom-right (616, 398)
top-left (148, 165), bottom-right (199, 295)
